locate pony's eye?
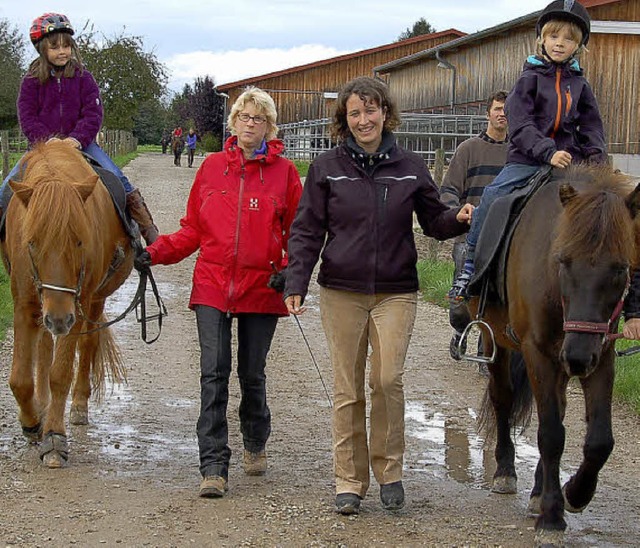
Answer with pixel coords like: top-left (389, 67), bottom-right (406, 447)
top-left (77, 241), bottom-right (82, 248)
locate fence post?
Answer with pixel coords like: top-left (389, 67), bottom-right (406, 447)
top-left (433, 148), bottom-right (445, 186)
top-left (1, 130), bottom-right (9, 181)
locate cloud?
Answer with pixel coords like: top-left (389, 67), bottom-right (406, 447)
top-left (164, 44), bottom-right (355, 93)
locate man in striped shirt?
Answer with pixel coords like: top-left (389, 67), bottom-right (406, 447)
top-left (440, 91), bottom-right (508, 360)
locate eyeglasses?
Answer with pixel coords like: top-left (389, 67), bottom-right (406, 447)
top-left (237, 113), bottom-right (267, 125)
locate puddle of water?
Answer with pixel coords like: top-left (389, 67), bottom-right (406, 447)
top-left (405, 400), bottom-right (567, 489)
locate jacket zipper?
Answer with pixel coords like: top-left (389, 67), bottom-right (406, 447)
top-left (565, 85), bottom-right (572, 116)
top-left (58, 76), bottom-right (63, 134)
top-left (227, 160), bottom-right (246, 314)
top-left (551, 67), bottom-right (562, 139)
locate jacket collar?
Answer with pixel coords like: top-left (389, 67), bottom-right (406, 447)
top-left (224, 135), bottom-right (285, 171)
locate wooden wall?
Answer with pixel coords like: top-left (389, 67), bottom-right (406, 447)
top-left (218, 32), bottom-right (462, 124)
top-left (384, 0), bottom-right (640, 153)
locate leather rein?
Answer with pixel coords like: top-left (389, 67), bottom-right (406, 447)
top-left (28, 243), bottom-right (166, 344)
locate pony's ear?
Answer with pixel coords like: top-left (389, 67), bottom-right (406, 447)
top-left (74, 175), bottom-right (100, 202)
top-left (8, 180), bottom-right (33, 206)
top-left (559, 183), bottom-right (578, 207)
top-left (625, 183), bottom-right (640, 219)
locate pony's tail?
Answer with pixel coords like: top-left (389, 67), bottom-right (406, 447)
top-left (478, 351), bottom-right (533, 441)
top-left (91, 317), bottom-right (127, 401)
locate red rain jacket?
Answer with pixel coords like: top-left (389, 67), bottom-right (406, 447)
top-left (147, 136), bottom-right (302, 315)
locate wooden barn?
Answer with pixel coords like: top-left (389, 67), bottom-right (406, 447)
top-left (374, 0), bottom-right (640, 160)
top-left (216, 29), bottom-right (465, 124)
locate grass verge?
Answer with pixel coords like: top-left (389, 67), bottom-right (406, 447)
top-left (417, 257), bottom-right (640, 415)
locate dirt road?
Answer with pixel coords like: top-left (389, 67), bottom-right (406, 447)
top-left (1, 151), bottom-right (639, 547)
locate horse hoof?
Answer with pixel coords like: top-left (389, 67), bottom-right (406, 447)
top-left (40, 432), bottom-right (69, 468)
top-left (562, 484), bottom-right (587, 513)
top-left (491, 476), bottom-right (517, 494)
top-left (69, 406), bottom-right (89, 425)
top-left (42, 451), bottom-right (68, 468)
top-left (527, 495), bottom-right (541, 516)
top-left (534, 528), bottom-right (565, 547)
top-left (21, 423), bottom-right (43, 443)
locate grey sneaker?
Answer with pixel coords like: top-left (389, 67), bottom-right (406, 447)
top-left (199, 475), bottom-right (228, 498)
top-left (335, 493), bottom-right (361, 515)
top-left (243, 450), bottom-right (267, 476)
top-left (380, 481), bottom-right (404, 510)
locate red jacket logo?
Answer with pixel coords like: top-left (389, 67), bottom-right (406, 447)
top-left (249, 197), bottom-right (259, 211)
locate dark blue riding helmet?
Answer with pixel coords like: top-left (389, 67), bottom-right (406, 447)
top-left (536, 0), bottom-right (591, 46)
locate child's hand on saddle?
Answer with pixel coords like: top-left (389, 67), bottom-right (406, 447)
top-left (456, 203), bottom-right (474, 224)
top-left (550, 150), bottom-right (572, 169)
top-left (62, 137), bottom-right (81, 149)
top-left (622, 317), bottom-right (640, 340)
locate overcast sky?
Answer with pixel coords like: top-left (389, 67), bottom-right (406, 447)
top-left (0, 1), bottom-right (552, 94)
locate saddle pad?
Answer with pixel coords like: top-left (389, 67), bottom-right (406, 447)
top-left (468, 167), bottom-right (552, 303)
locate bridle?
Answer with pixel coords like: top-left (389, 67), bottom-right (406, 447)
top-left (562, 269), bottom-right (629, 343)
top-left (28, 242), bottom-right (86, 303)
top-left (27, 241), bottom-right (167, 343)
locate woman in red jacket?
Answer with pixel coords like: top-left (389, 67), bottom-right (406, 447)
top-left (136, 88), bottom-right (302, 498)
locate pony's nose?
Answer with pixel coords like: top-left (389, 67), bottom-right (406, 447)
top-left (560, 338), bottom-right (599, 377)
top-left (44, 312), bottom-right (76, 336)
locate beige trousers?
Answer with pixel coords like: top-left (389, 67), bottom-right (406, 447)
top-left (320, 287), bottom-right (417, 497)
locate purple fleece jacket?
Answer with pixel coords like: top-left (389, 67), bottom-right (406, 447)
top-left (17, 68), bottom-right (103, 149)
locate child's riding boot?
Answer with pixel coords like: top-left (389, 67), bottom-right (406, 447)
top-left (448, 260), bottom-right (475, 303)
top-left (126, 188), bottom-right (159, 245)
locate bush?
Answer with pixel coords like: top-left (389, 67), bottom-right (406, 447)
top-left (201, 132), bottom-right (221, 153)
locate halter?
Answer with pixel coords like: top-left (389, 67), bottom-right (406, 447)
top-left (562, 269), bottom-right (629, 343)
top-left (28, 242), bottom-right (85, 302)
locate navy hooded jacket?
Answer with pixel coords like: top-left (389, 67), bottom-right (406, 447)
top-left (505, 55), bottom-right (607, 166)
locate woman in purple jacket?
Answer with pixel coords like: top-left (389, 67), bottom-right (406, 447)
top-left (0, 13), bottom-right (158, 244)
top-left (449, 0), bottom-right (607, 302)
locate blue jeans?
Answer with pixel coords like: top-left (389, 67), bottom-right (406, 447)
top-left (0, 141), bottom-right (134, 209)
top-left (465, 163), bottom-right (541, 259)
top-left (195, 305), bottom-right (278, 479)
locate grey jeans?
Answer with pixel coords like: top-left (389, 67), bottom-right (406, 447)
top-left (195, 305), bottom-right (278, 479)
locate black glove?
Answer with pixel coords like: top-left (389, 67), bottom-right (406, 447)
top-left (267, 268), bottom-right (287, 293)
top-left (134, 250), bottom-right (152, 271)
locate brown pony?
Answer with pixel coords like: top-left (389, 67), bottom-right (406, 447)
top-left (172, 135), bottom-right (184, 167)
top-left (469, 165), bottom-right (640, 546)
top-left (0, 140), bottom-right (134, 468)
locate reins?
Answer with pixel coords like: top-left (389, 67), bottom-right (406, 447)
top-left (29, 242), bottom-right (167, 344)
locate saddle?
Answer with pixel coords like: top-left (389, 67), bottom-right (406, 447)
top-left (467, 166), bottom-right (553, 304)
top-left (0, 153), bottom-right (139, 243)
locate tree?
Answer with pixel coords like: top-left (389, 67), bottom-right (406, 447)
top-left (133, 98), bottom-right (172, 145)
top-left (77, 29), bottom-right (168, 130)
top-left (0, 18), bottom-right (26, 129)
top-left (169, 76), bottom-right (225, 142)
top-left (397, 17), bottom-right (436, 41)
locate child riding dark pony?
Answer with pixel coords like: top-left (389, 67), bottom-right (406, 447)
top-left (0, 12), bottom-right (159, 245)
top-left (449, 0), bottom-right (607, 303)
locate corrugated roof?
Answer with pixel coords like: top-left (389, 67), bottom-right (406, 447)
top-left (216, 28), bottom-right (466, 91)
top-left (374, 0), bottom-right (624, 74)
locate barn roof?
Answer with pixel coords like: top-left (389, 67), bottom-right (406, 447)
top-left (374, 0), bottom-right (625, 74)
top-left (216, 28), bottom-right (466, 91)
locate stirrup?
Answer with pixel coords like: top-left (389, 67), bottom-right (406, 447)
top-left (449, 269), bottom-right (474, 303)
top-left (458, 319), bottom-right (497, 364)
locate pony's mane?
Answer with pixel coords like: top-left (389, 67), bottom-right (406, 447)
top-left (552, 164), bottom-right (638, 265)
top-left (20, 142), bottom-right (94, 264)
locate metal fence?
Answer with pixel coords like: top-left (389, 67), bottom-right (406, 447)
top-left (279, 113), bottom-right (488, 167)
top-left (0, 128), bottom-right (137, 180)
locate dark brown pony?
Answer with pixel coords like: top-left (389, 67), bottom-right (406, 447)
top-left (473, 165), bottom-right (640, 546)
top-left (172, 135), bottom-right (184, 166)
top-left (0, 141), bottom-right (134, 468)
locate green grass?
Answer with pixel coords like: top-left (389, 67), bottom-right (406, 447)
top-left (137, 144), bottom-right (162, 153)
top-left (293, 160), bottom-right (311, 178)
top-left (417, 257), bottom-right (640, 415)
top-left (417, 257), bottom-right (455, 308)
